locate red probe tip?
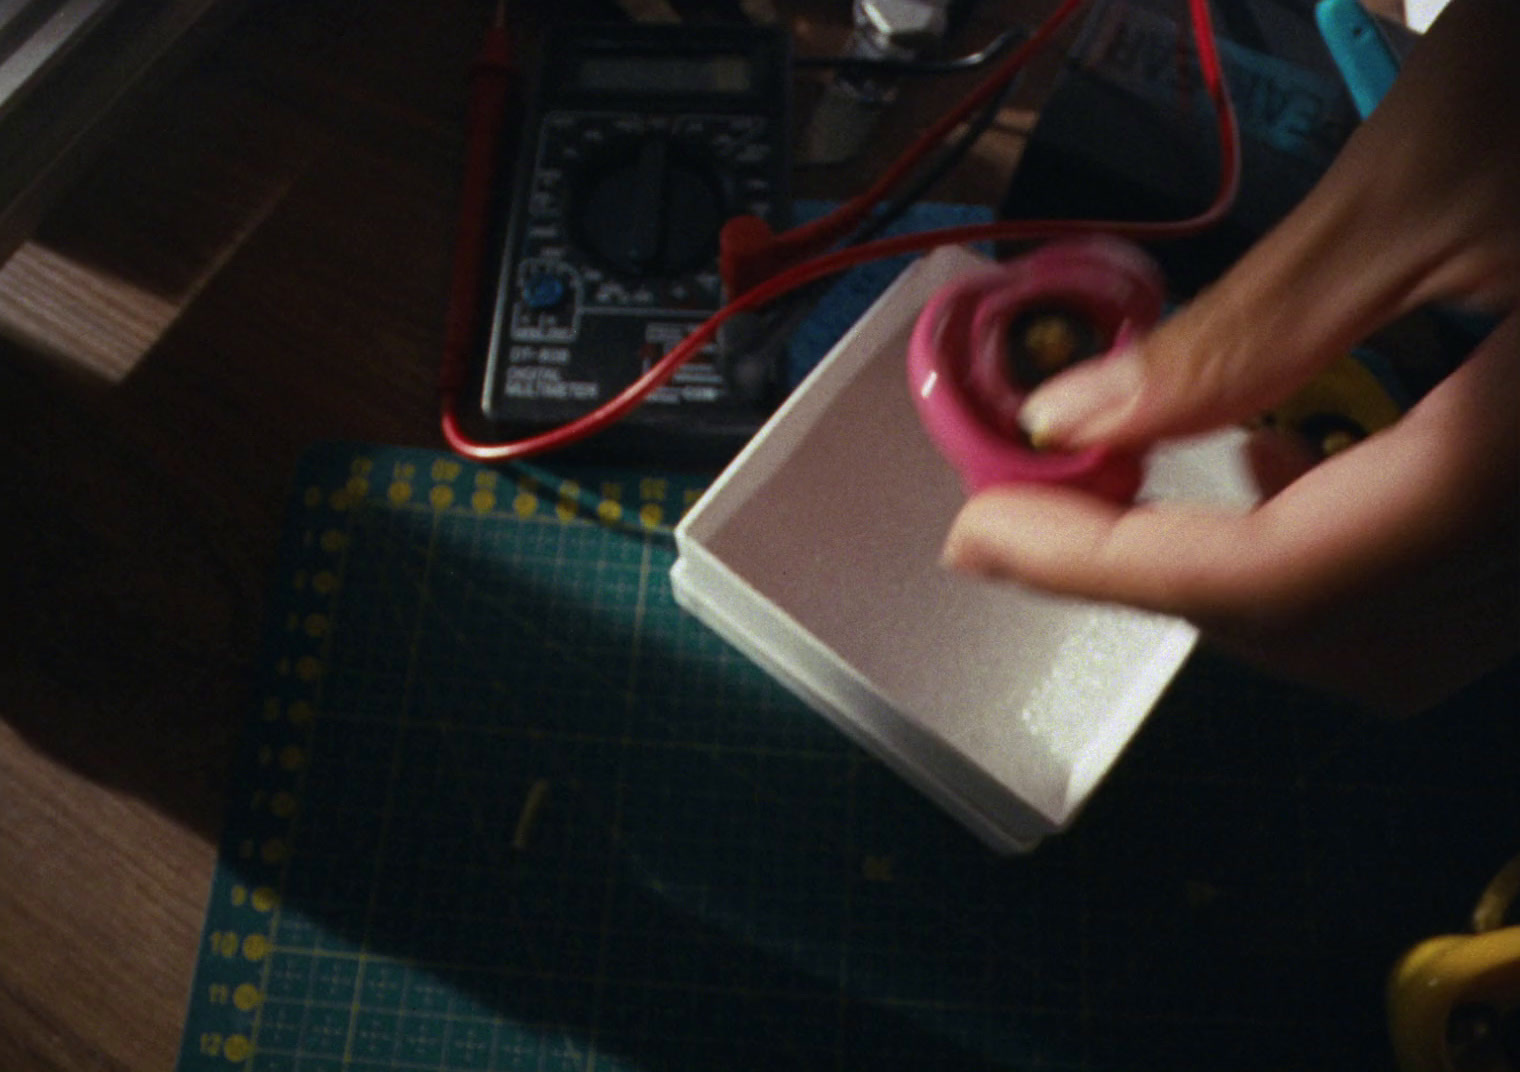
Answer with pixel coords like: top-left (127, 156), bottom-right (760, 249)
top-left (719, 214), bottom-right (779, 299)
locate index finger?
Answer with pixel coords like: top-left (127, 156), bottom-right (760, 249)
top-left (944, 318), bottom-right (1520, 630)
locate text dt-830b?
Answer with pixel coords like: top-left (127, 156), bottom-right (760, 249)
top-left (480, 22), bottom-right (791, 461)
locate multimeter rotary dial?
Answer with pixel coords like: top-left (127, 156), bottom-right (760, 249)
top-left (572, 137), bottom-right (727, 278)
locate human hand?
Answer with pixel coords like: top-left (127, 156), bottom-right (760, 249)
top-left (941, 0), bottom-right (1520, 714)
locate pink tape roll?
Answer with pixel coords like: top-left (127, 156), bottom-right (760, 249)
top-left (907, 236), bottom-right (1166, 502)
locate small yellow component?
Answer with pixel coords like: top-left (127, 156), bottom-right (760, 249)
top-left (1267, 353), bottom-right (1404, 458)
top-left (1006, 304), bottom-right (1104, 399)
top-left (1319, 429), bottom-right (1359, 457)
top-left (512, 779), bottom-right (551, 852)
top-left (1474, 856), bottom-right (1520, 934)
top-left (1023, 315), bottom-right (1081, 375)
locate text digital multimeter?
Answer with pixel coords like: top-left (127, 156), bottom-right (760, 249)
top-left (480, 22), bottom-right (791, 460)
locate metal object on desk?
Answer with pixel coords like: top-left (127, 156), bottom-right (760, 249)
top-left (799, 0), bottom-right (953, 165)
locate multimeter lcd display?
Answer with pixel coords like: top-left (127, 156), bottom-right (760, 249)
top-left (576, 54), bottom-right (754, 95)
top-left (480, 23), bottom-right (791, 462)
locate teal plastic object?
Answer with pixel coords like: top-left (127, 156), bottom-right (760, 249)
top-left (1315, 0), bottom-right (1402, 117)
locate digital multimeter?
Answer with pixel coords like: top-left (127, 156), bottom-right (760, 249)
top-left (480, 22), bottom-right (791, 461)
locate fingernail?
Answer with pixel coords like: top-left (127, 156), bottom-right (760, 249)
top-left (940, 515), bottom-right (1001, 579)
top-left (939, 540), bottom-right (990, 579)
top-left (938, 540), bottom-right (968, 573)
top-left (1020, 346), bottom-right (1145, 448)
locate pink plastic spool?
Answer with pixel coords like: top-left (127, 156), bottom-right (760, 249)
top-left (907, 236), bottom-right (1166, 502)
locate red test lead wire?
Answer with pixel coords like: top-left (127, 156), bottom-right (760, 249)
top-left (440, 0), bottom-right (1240, 465)
top-left (439, 2), bottom-right (519, 400)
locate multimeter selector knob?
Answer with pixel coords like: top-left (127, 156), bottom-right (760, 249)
top-left (575, 138), bottom-right (726, 278)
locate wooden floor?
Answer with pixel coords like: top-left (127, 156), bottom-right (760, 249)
top-left (0, 1), bottom-right (1038, 1066)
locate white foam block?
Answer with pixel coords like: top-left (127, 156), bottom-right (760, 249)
top-left (672, 245), bottom-right (1258, 852)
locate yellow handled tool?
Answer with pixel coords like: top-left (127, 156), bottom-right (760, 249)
top-left (1390, 855), bottom-right (1520, 1071)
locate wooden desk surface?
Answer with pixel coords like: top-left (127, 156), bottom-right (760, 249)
top-left (0, 1), bottom-right (1045, 1066)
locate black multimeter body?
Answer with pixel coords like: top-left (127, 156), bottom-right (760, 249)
top-left (480, 22), bottom-right (792, 462)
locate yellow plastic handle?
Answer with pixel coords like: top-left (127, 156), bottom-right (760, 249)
top-left (1389, 927), bottom-right (1520, 1072)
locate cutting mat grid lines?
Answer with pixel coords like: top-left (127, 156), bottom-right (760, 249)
top-left (178, 443), bottom-right (1520, 1072)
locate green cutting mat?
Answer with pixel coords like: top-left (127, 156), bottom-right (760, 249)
top-left (175, 441), bottom-right (1520, 1072)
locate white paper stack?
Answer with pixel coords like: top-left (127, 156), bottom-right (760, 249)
top-left (671, 245), bottom-right (1258, 852)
